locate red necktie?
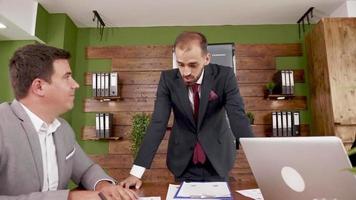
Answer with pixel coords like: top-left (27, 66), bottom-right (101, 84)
top-left (191, 84), bottom-right (206, 164)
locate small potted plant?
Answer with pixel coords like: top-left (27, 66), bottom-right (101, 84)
top-left (246, 112), bottom-right (255, 125)
top-left (130, 113), bottom-right (150, 157)
top-left (266, 82), bottom-right (276, 95)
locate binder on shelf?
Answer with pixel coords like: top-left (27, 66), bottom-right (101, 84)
top-left (289, 70), bottom-right (295, 95)
top-left (282, 112), bottom-right (287, 136)
top-left (272, 112), bottom-right (278, 137)
top-left (285, 70), bottom-right (290, 95)
top-left (100, 73), bottom-right (105, 97)
top-left (277, 112), bottom-right (282, 137)
top-left (96, 73), bottom-right (101, 97)
top-left (99, 113), bottom-right (105, 138)
top-left (95, 113), bottom-right (100, 138)
top-left (92, 73), bottom-right (97, 97)
top-left (110, 72), bottom-right (118, 97)
top-left (273, 70), bottom-right (287, 95)
top-left (104, 73), bottom-right (109, 97)
top-left (287, 111), bottom-right (293, 136)
top-left (104, 113), bottom-right (113, 138)
top-left (282, 70), bottom-right (287, 94)
top-left (293, 111), bottom-right (301, 136)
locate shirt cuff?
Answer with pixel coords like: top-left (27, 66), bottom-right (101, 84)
top-left (130, 165), bottom-right (146, 179)
top-left (93, 179), bottom-right (117, 191)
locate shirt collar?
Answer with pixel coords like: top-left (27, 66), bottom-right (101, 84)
top-left (196, 69), bottom-right (204, 85)
top-left (19, 103), bottom-right (61, 134)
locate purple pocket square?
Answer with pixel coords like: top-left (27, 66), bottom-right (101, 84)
top-left (208, 90), bottom-right (219, 101)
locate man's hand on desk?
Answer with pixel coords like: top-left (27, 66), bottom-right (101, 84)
top-left (120, 175), bottom-right (142, 189)
top-left (95, 181), bottom-right (139, 200)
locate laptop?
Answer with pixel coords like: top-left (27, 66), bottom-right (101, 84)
top-left (240, 137), bottom-right (356, 200)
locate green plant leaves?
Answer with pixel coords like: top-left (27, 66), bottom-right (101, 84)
top-left (130, 113), bottom-right (151, 157)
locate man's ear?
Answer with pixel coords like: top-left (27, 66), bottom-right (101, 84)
top-left (31, 78), bottom-right (47, 97)
top-left (204, 53), bottom-right (211, 65)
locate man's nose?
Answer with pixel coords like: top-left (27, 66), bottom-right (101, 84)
top-left (72, 79), bottom-right (80, 89)
top-left (183, 67), bottom-right (191, 76)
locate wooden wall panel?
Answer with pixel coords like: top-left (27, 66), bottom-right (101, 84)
top-left (236, 69), bottom-right (304, 84)
top-left (83, 126), bottom-right (171, 140)
top-left (85, 70), bottom-right (304, 86)
top-left (86, 45), bottom-right (173, 59)
top-left (109, 140), bottom-right (169, 155)
top-left (83, 123), bottom-right (309, 140)
top-left (305, 20), bottom-right (335, 136)
top-left (112, 58), bottom-right (171, 72)
top-left (84, 42), bottom-right (307, 184)
top-left (236, 44), bottom-right (302, 57)
top-left (84, 96), bottom-right (307, 112)
top-left (323, 18), bottom-right (356, 124)
top-left (236, 56), bottom-right (275, 69)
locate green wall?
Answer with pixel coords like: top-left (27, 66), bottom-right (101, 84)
top-left (0, 40), bottom-right (35, 102)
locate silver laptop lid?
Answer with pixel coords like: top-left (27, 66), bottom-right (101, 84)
top-left (240, 137), bottom-right (356, 200)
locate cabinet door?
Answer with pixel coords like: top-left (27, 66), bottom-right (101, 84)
top-left (323, 18), bottom-right (356, 124)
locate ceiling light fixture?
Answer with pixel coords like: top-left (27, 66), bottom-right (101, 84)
top-left (297, 7), bottom-right (314, 39)
top-left (0, 22), bottom-right (6, 29)
top-left (92, 10), bottom-right (105, 41)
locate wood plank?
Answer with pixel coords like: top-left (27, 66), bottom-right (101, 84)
top-left (305, 21), bottom-right (335, 136)
top-left (85, 72), bottom-right (162, 85)
top-left (83, 126), bottom-right (172, 140)
top-left (236, 43), bottom-right (302, 57)
top-left (112, 58), bottom-right (171, 71)
top-left (90, 153), bottom-right (251, 169)
top-left (335, 125), bottom-right (356, 150)
top-left (84, 96), bottom-right (307, 113)
top-left (244, 96), bottom-right (307, 111)
top-left (84, 98), bottom-right (155, 112)
top-left (86, 45), bottom-right (173, 59)
top-left (239, 84), bottom-right (266, 97)
top-left (108, 168), bottom-right (175, 183)
top-left (236, 56), bottom-right (276, 70)
top-left (109, 140), bottom-right (169, 155)
top-left (322, 18), bottom-right (356, 124)
top-left (236, 69), bottom-right (304, 84)
top-left (85, 69), bottom-right (304, 86)
top-left (105, 125), bottom-right (309, 154)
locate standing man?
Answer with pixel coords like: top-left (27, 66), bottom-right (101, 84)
top-left (121, 31), bottom-right (253, 188)
top-left (0, 44), bottom-right (138, 200)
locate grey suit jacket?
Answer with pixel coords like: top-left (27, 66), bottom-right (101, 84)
top-left (0, 100), bottom-right (114, 200)
top-left (134, 64), bottom-right (254, 178)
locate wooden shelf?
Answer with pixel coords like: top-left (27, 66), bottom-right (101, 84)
top-left (85, 136), bottom-right (122, 141)
top-left (266, 94), bottom-right (295, 100)
top-left (93, 96), bottom-right (121, 102)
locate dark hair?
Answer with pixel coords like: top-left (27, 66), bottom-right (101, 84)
top-left (9, 44), bottom-right (70, 99)
top-left (173, 31), bottom-right (208, 54)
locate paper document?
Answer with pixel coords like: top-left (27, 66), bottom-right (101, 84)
top-left (166, 184), bottom-right (180, 200)
top-left (139, 197), bottom-right (161, 200)
top-left (236, 188), bottom-right (264, 200)
top-left (175, 182), bottom-right (231, 199)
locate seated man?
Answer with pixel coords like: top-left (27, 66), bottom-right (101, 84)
top-left (0, 44), bottom-right (137, 200)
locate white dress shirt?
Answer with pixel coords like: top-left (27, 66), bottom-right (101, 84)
top-left (20, 103), bottom-right (60, 191)
top-left (130, 70), bottom-right (205, 178)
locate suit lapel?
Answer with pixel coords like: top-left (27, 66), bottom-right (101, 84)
top-left (53, 127), bottom-right (65, 189)
top-left (175, 71), bottom-right (196, 128)
top-left (198, 65), bottom-right (214, 131)
top-left (10, 100), bottom-right (43, 190)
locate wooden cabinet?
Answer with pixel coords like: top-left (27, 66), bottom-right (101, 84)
top-left (305, 18), bottom-right (356, 149)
